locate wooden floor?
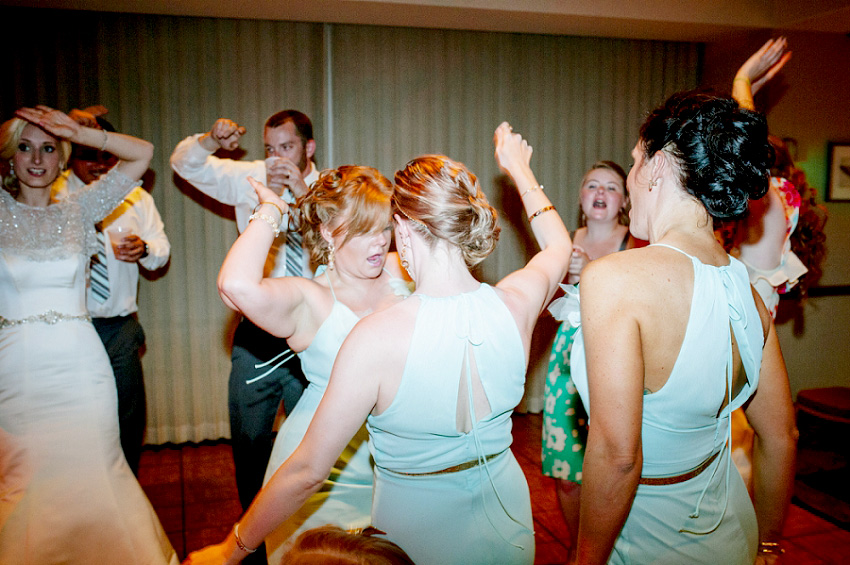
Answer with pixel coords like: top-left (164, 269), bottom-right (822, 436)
top-left (139, 412), bottom-right (850, 564)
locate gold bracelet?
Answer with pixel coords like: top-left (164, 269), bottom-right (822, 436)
top-left (253, 200), bottom-right (284, 221)
top-left (757, 541), bottom-right (784, 555)
top-left (233, 522), bottom-right (257, 554)
top-left (248, 212), bottom-right (281, 237)
top-left (528, 205), bottom-right (555, 222)
top-left (520, 184), bottom-right (544, 198)
top-left (733, 76), bottom-right (751, 87)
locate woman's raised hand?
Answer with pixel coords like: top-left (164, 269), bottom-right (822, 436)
top-left (247, 176), bottom-right (290, 216)
top-left (16, 105), bottom-right (82, 141)
top-left (494, 121), bottom-right (533, 177)
top-left (737, 37), bottom-right (791, 95)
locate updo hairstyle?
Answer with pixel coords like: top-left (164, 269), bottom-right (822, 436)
top-left (393, 155), bottom-right (500, 268)
top-left (281, 525), bottom-right (415, 565)
top-left (639, 91), bottom-right (772, 219)
top-left (0, 116), bottom-right (71, 196)
top-left (299, 165), bottom-right (393, 266)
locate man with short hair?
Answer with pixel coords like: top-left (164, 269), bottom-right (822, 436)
top-left (170, 112), bottom-right (317, 558)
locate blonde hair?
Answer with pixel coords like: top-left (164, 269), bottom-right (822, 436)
top-left (281, 525), bottom-right (414, 565)
top-left (1, 116), bottom-right (71, 195)
top-left (393, 155), bottom-right (499, 267)
top-left (299, 165), bottom-right (393, 266)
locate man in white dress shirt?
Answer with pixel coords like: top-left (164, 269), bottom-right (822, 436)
top-left (170, 112), bottom-right (317, 556)
top-left (52, 113), bottom-right (171, 476)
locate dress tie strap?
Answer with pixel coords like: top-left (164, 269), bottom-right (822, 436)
top-left (247, 348), bottom-right (296, 385)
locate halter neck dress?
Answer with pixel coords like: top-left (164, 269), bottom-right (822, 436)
top-left (570, 244), bottom-right (763, 564)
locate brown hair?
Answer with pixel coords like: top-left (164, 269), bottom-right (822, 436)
top-left (281, 525), bottom-right (415, 565)
top-left (299, 165), bottom-right (393, 266)
top-left (393, 155), bottom-right (500, 268)
top-left (577, 160), bottom-right (630, 228)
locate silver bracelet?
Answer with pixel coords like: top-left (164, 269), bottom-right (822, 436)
top-left (248, 212), bottom-right (281, 237)
top-left (100, 129), bottom-right (109, 152)
top-left (233, 523), bottom-right (257, 554)
top-left (520, 184), bottom-right (544, 198)
top-left (252, 201), bottom-right (284, 221)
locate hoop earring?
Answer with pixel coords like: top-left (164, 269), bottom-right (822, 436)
top-left (327, 241), bottom-right (335, 271)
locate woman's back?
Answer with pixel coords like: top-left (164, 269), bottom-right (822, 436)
top-left (368, 284), bottom-right (525, 471)
top-left (572, 242), bottom-right (765, 563)
top-left (367, 284), bottom-right (535, 565)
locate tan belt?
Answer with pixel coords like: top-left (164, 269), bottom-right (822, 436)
top-left (387, 451), bottom-right (504, 476)
top-left (638, 450), bottom-right (720, 486)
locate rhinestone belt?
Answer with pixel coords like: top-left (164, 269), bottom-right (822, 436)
top-left (0, 310), bottom-right (92, 329)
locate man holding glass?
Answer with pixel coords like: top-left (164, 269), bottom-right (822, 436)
top-left (52, 107), bottom-right (171, 476)
top-left (170, 111), bottom-right (317, 563)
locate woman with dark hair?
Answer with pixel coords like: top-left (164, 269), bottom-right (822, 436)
top-left (183, 122), bottom-right (572, 565)
top-left (572, 92), bottom-right (797, 564)
top-left (0, 106), bottom-right (177, 563)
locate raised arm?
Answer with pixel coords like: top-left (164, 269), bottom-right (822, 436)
top-left (199, 118), bottom-right (247, 152)
top-left (733, 37), bottom-right (791, 111)
top-left (16, 105), bottom-right (153, 182)
top-left (216, 177), bottom-right (303, 338)
top-left (493, 122), bottom-right (572, 331)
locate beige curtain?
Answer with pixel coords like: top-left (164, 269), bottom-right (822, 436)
top-left (4, 8), bottom-right (699, 442)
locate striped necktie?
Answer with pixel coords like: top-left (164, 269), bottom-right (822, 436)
top-left (285, 209), bottom-right (303, 277)
top-left (90, 225), bottom-right (110, 303)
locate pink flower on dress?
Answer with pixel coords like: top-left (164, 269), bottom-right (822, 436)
top-left (775, 177), bottom-right (801, 209)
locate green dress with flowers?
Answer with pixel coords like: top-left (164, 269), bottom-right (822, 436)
top-left (541, 284), bottom-right (586, 482)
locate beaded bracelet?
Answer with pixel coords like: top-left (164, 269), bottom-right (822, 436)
top-left (520, 184), bottom-right (544, 198)
top-left (253, 200), bottom-right (285, 221)
top-left (248, 212), bottom-right (281, 237)
top-left (233, 523), bottom-right (257, 554)
top-left (100, 130), bottom-right (109, 152)
top-left (528, 205), bottom-right (556, 222)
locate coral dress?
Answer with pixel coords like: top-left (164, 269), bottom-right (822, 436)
top-left (0, 169), bottom-right (177, 564)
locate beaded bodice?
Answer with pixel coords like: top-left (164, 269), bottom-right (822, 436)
top-left (0, 168), bottom-right (139, 262)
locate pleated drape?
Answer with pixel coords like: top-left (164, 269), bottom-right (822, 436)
top-left (3, 8), bottom-right (699, 441)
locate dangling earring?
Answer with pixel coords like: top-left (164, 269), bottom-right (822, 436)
top-left (648, 179), bottom-right (659, 191)
top-left (400, 244), bottom-right (412, 278)
top-left (327, 241), bottom-right (335, 271)
top-left (8, 161), bottom-right (15, 179)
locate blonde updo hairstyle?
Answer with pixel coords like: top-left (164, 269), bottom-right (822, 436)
top-left (393, 155), bottom-right (500, 268)
top-left (0, 117), bottom-right (71, 196)
top-left (299, 165), bottom-right (393, 266)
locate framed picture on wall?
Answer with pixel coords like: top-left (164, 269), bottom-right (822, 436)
top-left (827, 142), bottom-right (850, 201)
